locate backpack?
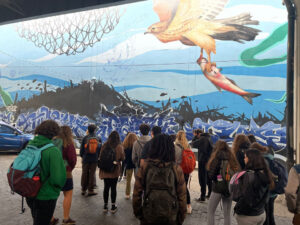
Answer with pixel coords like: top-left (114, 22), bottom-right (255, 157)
top-left (7, 143), bottom-right (54, 198)
top-left (267, 159), bottom-right (288, 194)
top-left (143, 162), bottom-right (179, 225)
top-left (98, 146), bottom-right (117, 172)
top-left (214, 160), bottom-right (234, 198)
top-left (84, 136), bottom-right (99, 154)
top-left (180, 149), bottom-right (196, 174)
top-left (229, 171), bottom-right (247, 202)
top-left (136, 140), bottom-right (145, 167)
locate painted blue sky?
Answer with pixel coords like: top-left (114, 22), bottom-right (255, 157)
top-left (0, 0), bottom-right (288, 119)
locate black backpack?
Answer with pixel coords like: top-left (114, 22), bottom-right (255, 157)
top-left (266, 158), bottom-right (288, 194)
top-left (98, 146), bottom-right (117, 172)
top-left (214, 160), bottom-right (234, 198)
top-left (142, 162), bottom-right (179, 225)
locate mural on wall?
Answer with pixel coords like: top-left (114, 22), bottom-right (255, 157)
top-left (0, 0), bottom-right (287, 152)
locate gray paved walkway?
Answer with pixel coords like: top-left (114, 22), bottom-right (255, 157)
top-left (0, 154), bottom-right (293, 225)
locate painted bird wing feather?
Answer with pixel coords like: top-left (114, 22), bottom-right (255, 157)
top-left (153, 0), bottom-right (180, 22)
top-left (168, 0), bottom-right (229, 30)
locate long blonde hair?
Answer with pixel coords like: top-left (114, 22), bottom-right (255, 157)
top-left (175, 130), bottom-right (190, 149)
top-left (123, 132), bottom-right (138, 149)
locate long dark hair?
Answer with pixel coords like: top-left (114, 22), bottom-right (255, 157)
top-left (148, 134), bottom-right (175, 162)
top-left (245, 149), bottom-right (275, 190)
top-left (206, 140), bottom-right (239, 172)
top-left (104, 131), bottom-right (121, 149)
top-left (232, 134), bottom-right (250, 154)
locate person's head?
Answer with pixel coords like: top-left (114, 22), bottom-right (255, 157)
top-left (192, 129), bottom-right (198, 136)
top-left (107, 131), bottom-right (121, 148)
top-left (139, 123), bottom-right (150, 136)
top-left (232, 134), bottom-right (250, 154)
top-left (57, 125), bottom-right (74, 148)
top-left (175, 130), bottom-right (189, 149)
top-left (123, 132), bottom-right (138, 149)
top-left (244, 149), bottom-right (275, 190)
top-left (169, 134), bottom-right (176, 142)
top-left (151, 126), bottom-right (161, 138)
top-left (207, 140), bottom-right (239, 172)
top-left (250, 142), bottom-right (269, 154)
top-left (87, 124), bottom-right (97, 135)
top-left (34, 120), bottom-right (60, 140)
top-left (148, 134), bottom-right (175, 162)
top-left (195, 129), bottom-right (203, 138)
top-left (247, 134), bottom-right (256, 144)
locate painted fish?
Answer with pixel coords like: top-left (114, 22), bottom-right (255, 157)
top-left (160, 92), bottom-right (167, 96)
top-left (197, 55), bottom-right (261, 105)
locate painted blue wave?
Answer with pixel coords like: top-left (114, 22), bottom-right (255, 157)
top-left (1, 74), bottom-right (71, 87)
top-left (145, 63), bottom-right (286, 77)
top-left (114, 85), bottom-right (163, 92)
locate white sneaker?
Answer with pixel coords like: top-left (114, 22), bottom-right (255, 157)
top-left (187, 205), bottom-right (192, 214)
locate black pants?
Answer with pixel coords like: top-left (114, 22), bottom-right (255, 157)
top-left (184, 173), bottom-right (191, 204)
top-left (198, 163), bottom-right (212, 198)
top-left (81, 162), bottom-right (97, 192)
top-left (26, 198), bottom-right (57, 225)
top-left (264, 195), bottom-right (277, 225)
top-left (103, 178), bottom-right (118, 204)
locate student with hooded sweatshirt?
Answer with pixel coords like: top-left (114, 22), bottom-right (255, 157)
top-left (25, 120), bottom-right (66, 225)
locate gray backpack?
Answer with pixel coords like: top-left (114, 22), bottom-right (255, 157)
top-left (143, 162), bottom-right (179, 225)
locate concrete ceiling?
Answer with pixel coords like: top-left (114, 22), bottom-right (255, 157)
top-left (0, 0), bottom-right (143, 25)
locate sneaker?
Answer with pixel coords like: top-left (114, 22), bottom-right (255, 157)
top-left (103, 204), bottom-right (108, 213)
top-left (196, 196), bottom-right (206, 202)
top-left (88, 191), bottom-right (98, 196)
top-left (62, 218), bottom-right (76, 225)
top-left (81, 190), bottom-right (86, 196)
top-left (187, 205), bottom-right (192, 214)
top-left (125, 195), bottom-right (130, 199)
top-left (50, 218), bottom-right (59, 225)
top-left (110, 205), bottom-right (118, 214)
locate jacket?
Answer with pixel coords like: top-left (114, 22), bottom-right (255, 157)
top-left (62, 143), bottom-right (77, 178)
top-left (234, 169), bottom-right (269, 216)
top-left (191, 133), bottom-right (212, 164)
top-left (174, 143), bottom-right (184, 165)
top-left (124, 147), bottom-right (136, 170)
top-left (99, 144), bottom-right (125, 179)
top-left (285, 164), bottom-right (300, 214)
top-left (132, 135), bottom-right (151, 168)
top-left (132, 159), bottom-right (187, 225)
top-left (28, 135), bottom-right (66, 200)
top-left (80, 134), bottom-right (101, 164)
top-left (141, 139), bottom-right (153, 160)
top-left (207, 151), bottom-right (229, 193)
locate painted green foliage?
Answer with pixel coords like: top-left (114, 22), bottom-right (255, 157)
top-left (0, 86), bottom-right (13, 106)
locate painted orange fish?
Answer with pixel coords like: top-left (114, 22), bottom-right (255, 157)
top-left (197, 55), bottom-right (261, 105)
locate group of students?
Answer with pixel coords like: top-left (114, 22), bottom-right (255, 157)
top-left (8, 119), bottom-right (300, 225)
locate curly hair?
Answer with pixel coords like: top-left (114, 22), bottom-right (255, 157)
top-left (139, 123), bottom-right (150, 135)
top-left (232, 134), bottom-right (250, 154)
top-left (148, 134), bottom-right (175, 162)
top-left (34, 120), bottom-right (60, 140)
top-left (123, 132), bottom-right (138, 149)
top-left (175, 130), bottom-right (190, 149)
top-left (87, 124), bottom-right (97, 134)
top-left (206, 140), bottom-right (240, 172)
top-left (57, 125), bottom-right (74, 148)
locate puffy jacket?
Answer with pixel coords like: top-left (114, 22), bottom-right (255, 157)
top-left (132, 159), bottom-right (187, 225)
top-left (285, 164), bottom-right (300, 214)
top-left (234, 169), bottom-right (269, 216)
top-left (28, 135), bottom-right (66, 200)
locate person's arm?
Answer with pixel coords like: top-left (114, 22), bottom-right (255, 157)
top-left (66, 144), bottom-right (77, 171)
top-left (285, 167), bottom-right (300, 213)
top-left (80, 136), bottom-right (86, 157)
top-left (207, 158), bottom-right (220, 180)
top-left (48, 148), bottom-right (67, 188)
top-left (175, 166), bottom-right (187, 224)
top-left (132, 163), bottom-right (146, 218)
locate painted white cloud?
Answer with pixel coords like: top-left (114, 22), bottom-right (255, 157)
top-left (0, 62), bottom-right (10, 68)
top-left (77, 33), bottom-right (190, 64)
top-left (217, 5), bottom-right (287, 23)
top-left (30, 54), bottom-right (58, 63)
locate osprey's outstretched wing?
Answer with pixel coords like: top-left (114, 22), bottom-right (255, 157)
top-left (153, 0), bottom-right (179, 22)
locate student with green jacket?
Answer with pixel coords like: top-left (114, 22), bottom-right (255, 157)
top-left (25, 120), bottom-right (66, 225)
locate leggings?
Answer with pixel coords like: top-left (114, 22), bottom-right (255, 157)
top-left (184, 173), bottom-right (191, 204)
top-left (103, 178), bottom-right (118, 204)
top-left (207, 192), bottom-right (232, 225)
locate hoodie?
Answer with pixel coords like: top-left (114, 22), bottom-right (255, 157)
top-left (28, 135), bottom-right (66, 200)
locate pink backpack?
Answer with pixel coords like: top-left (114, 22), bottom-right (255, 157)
top-left (229, 171), bottom-right (247, 202)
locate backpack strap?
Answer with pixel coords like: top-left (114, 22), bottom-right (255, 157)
top-left (137, 140), bottom-right (143, 149)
